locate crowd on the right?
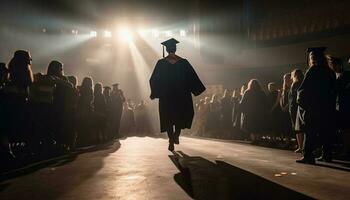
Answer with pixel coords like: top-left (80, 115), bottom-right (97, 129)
top-left (191, 47), bottom-right (350, 164)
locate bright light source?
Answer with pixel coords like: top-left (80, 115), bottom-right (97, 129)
top-left (71, 29), bottom-right (78, 35)
top-left (118, 28), bottom-right (132, 41)
top-left (180, 30), bottom-right (186, 37)
top-left (165, 31), bottom-right (173, 37)
top-left (104, 30), bottom-right (112, 38)
top-left (90, 31), bottom-right (97, 37)
top-left (152, 29), bottom-right (159, 38)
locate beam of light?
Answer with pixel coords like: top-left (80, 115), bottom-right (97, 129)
top-left (128, 40), bottom-right (160, 133)
top-left (90, 31), bottom-right (97, 37)
top-left (104, 30), bottom-right (112, 38)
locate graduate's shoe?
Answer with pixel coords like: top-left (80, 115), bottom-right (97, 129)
top-left (296, 157), bottom-right (315, 165)
top-left (168, 142), bottom-right (175, 152)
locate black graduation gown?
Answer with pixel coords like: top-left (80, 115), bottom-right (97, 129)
top-left (150, 58), bottom-right (205, 132)
top-left (296, 65), bottom-right (337, 132)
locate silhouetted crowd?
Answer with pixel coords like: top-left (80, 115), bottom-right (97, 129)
top-left (1, 48), bottom-right (350, 170)
top-left (0, 50), bottom-right (152, 172)
top-left (191, 52), bottom-right (350, 162)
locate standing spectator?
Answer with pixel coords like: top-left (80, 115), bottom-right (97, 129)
top-left (77, 77), bottom-right (94, 145)
top-left (328, 56), bottom-right (350, 159)
top-left (93, 83), bottom-right (107, 143)
top-left (296, 47), bottom-right (336, 164)
top-left (220, 89), bottom-right (233, 138)
top-left (280, 73), bottom-right (293, 146)
top-left (197, 97), bottom-right (210, 136)
top-left (103, 86), bottom-right (113, 140)
top-left (289, 69), bottom-right (305, 153)
top-left (3, 50), bottom-right (34, 154)
top-left (46, 61), bottom-right (75, 151)
top-left (110, 83), bottom-right (125, 139)
top-left (135, 100), bottom-right (151, 136)
top-left (240, 79), bottom-right (268, 143)
top-left (266, 82), bottom-right (283, 139)
top-left (205, 94), bottom-right (222, 138)
top-left (231, 89), bottom-right (242, 137)
top-left (121, 99), bottom-right (136, 136)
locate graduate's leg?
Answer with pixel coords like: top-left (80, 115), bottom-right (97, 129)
top-left (167, 126), bottom-right (175, 151)
top-left (174, 126), bottom-right (181, 145)
top-left (166, 126), bottom-right (174, 143)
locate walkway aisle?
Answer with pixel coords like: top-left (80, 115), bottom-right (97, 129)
top-left (0, 136), bottom-right (349, 200)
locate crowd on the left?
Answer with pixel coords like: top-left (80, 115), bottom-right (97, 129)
top-left (0, 50), bottom-right (152, 172)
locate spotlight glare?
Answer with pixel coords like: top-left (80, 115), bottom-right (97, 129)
top-left (104, 30), bottom-right (112, 38)
top-left (90, 31), bottom-right (97, 37)
top-left (71, 29), bottom-right (78, 35)
top-left (180, 30), bottom-right (186, 37)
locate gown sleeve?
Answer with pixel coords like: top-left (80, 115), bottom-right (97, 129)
top-left (149, 60), bottom-right (162, 99)
top-left (185, 59), bottom-right (206, 96)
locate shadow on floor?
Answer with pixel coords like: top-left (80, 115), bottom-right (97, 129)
top-left (169, 151), bottom-right (315, 200)
top-left (0, 141), bottom-right (120, 184)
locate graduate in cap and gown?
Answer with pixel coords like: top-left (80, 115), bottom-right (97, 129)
top-left (149, 38), bottom-right (206, 151)
top-left (296, 47), bottom-right (337, 164)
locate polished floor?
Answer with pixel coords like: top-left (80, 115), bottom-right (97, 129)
top-left (0, 136), bottom-right (349, 200)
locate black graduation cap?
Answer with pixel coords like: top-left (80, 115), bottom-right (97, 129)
top-left (161, 38), bottom-right (179, 58)
top-left (103, 86), bottom-right (111, 90)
